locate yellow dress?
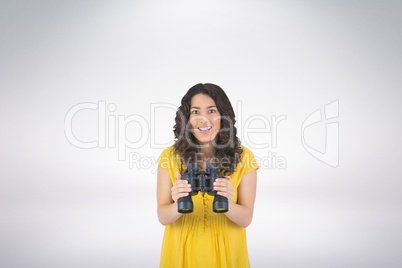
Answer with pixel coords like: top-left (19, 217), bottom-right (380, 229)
top-left (158, 146), bottom-right (259, 268)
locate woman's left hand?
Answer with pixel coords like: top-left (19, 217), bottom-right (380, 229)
top-left (213, 176), bottom-right (234, 202)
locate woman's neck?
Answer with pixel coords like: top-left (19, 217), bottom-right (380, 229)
top-left (199, 143), bottom-right (215, 159)
top-left (197, 144), bottom-right (215, 171)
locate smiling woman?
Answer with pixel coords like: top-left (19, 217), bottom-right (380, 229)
top-left (156, 83), bottom-right (259, 267)
top-left (189, 94), bottom-right (221, 148)
top-left (172, 83), bottom-right (245, 174)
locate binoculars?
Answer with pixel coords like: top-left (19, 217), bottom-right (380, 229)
top-left (177, 162), bottom-right (229, 214)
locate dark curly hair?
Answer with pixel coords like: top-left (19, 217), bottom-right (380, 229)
top-left (173, 83), bottom-right (243, 175)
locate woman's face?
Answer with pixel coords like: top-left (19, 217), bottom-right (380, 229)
top-left (189, 93), bottom-right (221, 145)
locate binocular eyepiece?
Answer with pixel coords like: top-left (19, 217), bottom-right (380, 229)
top-left (177, 162), bottom-right (229, 214)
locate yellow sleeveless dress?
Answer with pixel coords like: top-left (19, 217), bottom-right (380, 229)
top-left (157, 146), bottom-right (259, 268)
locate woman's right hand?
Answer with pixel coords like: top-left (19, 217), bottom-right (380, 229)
top-left (171, 172), bottom-right (192, 203)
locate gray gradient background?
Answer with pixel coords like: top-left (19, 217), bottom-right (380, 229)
top-left (1, 0), bottom-right (401, 267)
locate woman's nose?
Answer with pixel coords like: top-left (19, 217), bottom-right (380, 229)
top-left (198, 115), bottom-right (209, 124)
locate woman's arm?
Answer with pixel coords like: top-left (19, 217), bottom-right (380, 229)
top-left (156, 164), bottom-right (191, 225)
top-left (213, 169), bottom-right (257, 228)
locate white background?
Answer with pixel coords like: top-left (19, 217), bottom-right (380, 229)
top-left (1, 0), bottom-right (401, 267)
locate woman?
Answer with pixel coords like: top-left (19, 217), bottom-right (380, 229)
top-left (157, 83), bottom-right (259, 267)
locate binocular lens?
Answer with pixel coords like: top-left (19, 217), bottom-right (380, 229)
top-left (178, 200), bottom-right (193, 214)
top-left (213, 200), bottom-right (228, 213)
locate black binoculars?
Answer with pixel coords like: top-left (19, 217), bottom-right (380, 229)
top-left (177, 162), bottom-right (229, 214)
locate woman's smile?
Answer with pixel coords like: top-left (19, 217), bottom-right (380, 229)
top-left (197, 125), bottom-right (212, 134)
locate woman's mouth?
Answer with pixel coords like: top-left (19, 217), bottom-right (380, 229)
top-left (198, 126), bottom-right (212, 134)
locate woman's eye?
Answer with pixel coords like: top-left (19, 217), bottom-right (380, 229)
top-left (191, 110), bottom-right (199, 114)
top-left (208, 109), bottom-right (216, 113)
